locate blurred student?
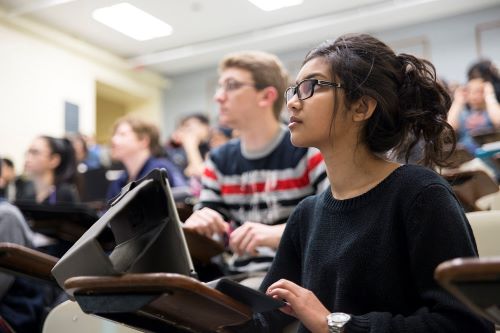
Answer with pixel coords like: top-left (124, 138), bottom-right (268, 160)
top-left (209, 126), bottom-right (234, 149)
top-left (166, 113), bottom-right (211, 179)
top-left (19, 136), bottom-right (79, 204)
top-left (106, 116), bottom-right (187, 201)
top-left (448, 77), bottom-right (500, 154)
top-left (467, 59), bottom-right (500, 100)
top-left (0, 158), bottom-right (44, 333)
top-left (67, 132), bottom-right (101, 171)
top-left (0, 158), bottom-right (16, 202)
top-left (236, 33), bottom-right (493, 333)
top-left (184, 51), bottom-right (328, 277)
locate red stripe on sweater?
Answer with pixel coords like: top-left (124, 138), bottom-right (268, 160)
top-left (203, 167), bottom-right (217, 180)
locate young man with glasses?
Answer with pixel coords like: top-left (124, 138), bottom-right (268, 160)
top-left (184, 51), bottom-right (328, 279)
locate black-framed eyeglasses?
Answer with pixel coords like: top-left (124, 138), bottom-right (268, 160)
top-left (216, 79), bottom-right (257, 93)
top-left (285, 79), bottom-right (343, 103)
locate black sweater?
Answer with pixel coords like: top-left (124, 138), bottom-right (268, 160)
top-left (239, 165), bottom-right (494, 333)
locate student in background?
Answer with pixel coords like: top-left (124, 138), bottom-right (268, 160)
top-left (19, 136), bottom-right (79, 204)
top-left (106, 116), bottom-right (187, 201)
top-left (467, 59), bottom-right (500, 100)
top-left (209, 125), bottom-right (234, 149)
top-left (237, 33), bottom-right (493, 333)
top-left (184, 51), bottom-right (328, 278)
top-left (0, 158), bottom-right (16, 202)
top-left (67, 132), bottom-right (101, 171)
top-left (0, 158), bottom-right (44, 333)
top-left (447, 77), bottom-right (500, 153)
top-left (166, 113), bottom-right (212, 179)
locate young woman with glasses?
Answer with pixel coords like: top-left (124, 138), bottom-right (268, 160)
top-left (237, 33), bottom-right (493, 333)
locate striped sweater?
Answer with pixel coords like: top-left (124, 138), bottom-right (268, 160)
top-left (195, 126), bottom-right (328, 272)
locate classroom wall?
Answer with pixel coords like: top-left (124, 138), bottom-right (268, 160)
top-left (0, 13), bottom-right (167, 171)
top-left (163, 5), bottom-right (500, 136)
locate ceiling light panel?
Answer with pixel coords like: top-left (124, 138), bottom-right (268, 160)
top-left (247, 0), bottom-right (303, 11)
top-left (92, 2), bottom-right (172, 41)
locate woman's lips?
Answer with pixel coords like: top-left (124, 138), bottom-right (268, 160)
top-left (289, 116), bottom-right (302, 127)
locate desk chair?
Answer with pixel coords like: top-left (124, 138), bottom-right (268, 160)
top-left (476, 192), bottom-right (500, 211)
top-left (0, 242), bottom-right (253, 333)
top-left (0, 243), bottom-right (135, 333)
top-left (466, 211), bottom-right (500, 257)
top-left (445, 145), bottom-right (475, 169)
top-left (443, 170), bottom-right (499, 211)
top-left (435, 257), bottom-right (500, 330)
top-left (471, 129), bottom-right (500, 146)
top-left (15, 201), bottom-right (100, 244)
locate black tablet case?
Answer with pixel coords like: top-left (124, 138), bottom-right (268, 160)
top-left (215, 278), bottom-right (285, 312)
top-left (52, 168), bottom-right (283, 314)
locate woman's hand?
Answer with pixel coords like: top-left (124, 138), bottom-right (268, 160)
top-left (267, 279), bottom-right (331, 333)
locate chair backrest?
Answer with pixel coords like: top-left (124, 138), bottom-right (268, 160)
top-left (470, 129), bottom-right (500, 146)
top-left (466, 210), bottom-right (500, 257)
top-left (444, 170), bottom-right (499, 211)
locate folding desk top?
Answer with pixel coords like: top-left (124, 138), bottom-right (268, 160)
top-left (435, 257), bottom-right (500, 325)
top-left (65, 273), bottom-right (252, 333)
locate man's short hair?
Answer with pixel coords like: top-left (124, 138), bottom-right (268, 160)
top-left (219, 51), bottom-right (289, 120)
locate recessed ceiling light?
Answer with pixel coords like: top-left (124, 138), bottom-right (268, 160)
top-left (247, 0), bottom-right (303, 11)
top-left (92, 2), bottom-right (172, 41)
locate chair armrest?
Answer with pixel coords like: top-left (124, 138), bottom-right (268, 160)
top-left (0, 242), bottom-right (58, 282)
top-left (435, 257), bottom-right (500, 324)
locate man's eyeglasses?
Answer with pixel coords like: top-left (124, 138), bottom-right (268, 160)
top-left (216, 79), bottom-right (257, 93)
top-left (285, 79), bottom-right (343, 103)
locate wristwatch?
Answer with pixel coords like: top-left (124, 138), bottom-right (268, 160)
top-left (326, 312), bottom-right (351, 333)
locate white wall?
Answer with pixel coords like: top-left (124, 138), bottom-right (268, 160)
top-left (163, 5), bottom-right (500, 134)
top-left (0, 16), bottom-right (167, 171)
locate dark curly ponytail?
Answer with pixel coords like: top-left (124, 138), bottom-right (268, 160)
top-left (304, 33), bottom-right (455, 167)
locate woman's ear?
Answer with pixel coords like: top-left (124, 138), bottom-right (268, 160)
top-left (352, 96), bottom-right (377, 122)
top-left (48, 154), bottom-right (61, 170)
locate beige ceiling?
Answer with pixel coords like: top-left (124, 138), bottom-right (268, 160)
top-left (0, 0), bottom-right (499, 76)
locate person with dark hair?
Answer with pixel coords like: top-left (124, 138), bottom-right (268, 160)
top-left (19, 135), bottom-right (79, 204)
top-left (106, 116), bottom-right (187, 201)
top-left (209, 125), bottom-right (234, 149)
top-left (467, 59), bottom-right (500, 100)
top-left (0, 158), bottom-right (16, 201)
top-left (165, 112), bottom-right (211, 179)
top-left (236, 33), bottom-right (493, 333)
top-left (184, 51), bottom-right (328, 278)
top-left (0, 158), bottom-right (45, 333)
top-left (448, 77), bottom-right (500, 154)
top-left (66, 132), bottom-right (102, 171)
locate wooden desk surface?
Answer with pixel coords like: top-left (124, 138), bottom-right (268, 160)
top-left (66, 273), bottom-right (252, 333)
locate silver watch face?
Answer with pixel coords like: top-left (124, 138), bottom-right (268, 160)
top-left (327, 312), bottom-right (351, 327)
top-left (330, 313), bottom-right (350, 322)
